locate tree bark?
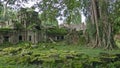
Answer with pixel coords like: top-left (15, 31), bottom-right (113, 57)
top-left (87, 0), bottom-right (118, 49)
top-left (3, 0), bottom-right (9, 19)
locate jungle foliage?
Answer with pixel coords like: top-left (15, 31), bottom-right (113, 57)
top-left (0, 0), bottom-right (120, 67)
top-left (46, 27), bottom-right (68, 35)
top-left (0, 42), bottom-right (120, 68)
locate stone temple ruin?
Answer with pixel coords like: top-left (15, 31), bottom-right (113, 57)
top-left (0, 8), bottom-right (67, 44)
top-left (0, 9), bottom-right (86, 44)
top-left (0, 29), bottom-right (43, 44)
top-left (0, 8), bottom-right (43, 44)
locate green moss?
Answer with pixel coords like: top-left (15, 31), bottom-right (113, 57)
top-left (2, 47), bottom-right (17, 54)
top-left (46, 27), bottom-right (68, 35)
top-left (17, 55), bottom-right (31, 64)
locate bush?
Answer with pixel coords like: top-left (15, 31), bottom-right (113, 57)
top-left (78, 35), bottom-right (86, 45)
top-left (116, 40), bottom-right (120, 48)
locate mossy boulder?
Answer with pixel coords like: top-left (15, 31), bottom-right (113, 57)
top-left (20, 49), bottom-right (33, 56)
top-left (17, 55), bottom-right (31, 64)
top-left (89, 57), bottom-right (103, 67)
top-left (2, 47), bottom-right (22, 55)
top-left (99, 53), bottom-right (118, 63)
top-left (31, 45), bottom-right (38, 48)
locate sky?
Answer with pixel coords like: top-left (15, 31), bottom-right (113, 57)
top-left (24, 1), bottom-right (86, 24)
top-left (81, 12), bottom-right (86, 23)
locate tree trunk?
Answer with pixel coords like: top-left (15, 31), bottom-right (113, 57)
top-left (90, 0), bottom-right (100, 47)
top-left (87, 0), bottom-right (118, 49)
top-left (3, 0), bottom-right (9, 19)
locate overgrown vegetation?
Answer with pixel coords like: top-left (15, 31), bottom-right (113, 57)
top-left (0, 0), bottom-right (120, 68)
top-left (46, 27), bottom-right (68, 35)
top-left (0, 42), bottom-right (120, 68)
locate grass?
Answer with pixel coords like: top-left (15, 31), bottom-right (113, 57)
top-left (0, 42), bottom-right (120, 68)
top-left (30, 43), bottom-right (120, 57)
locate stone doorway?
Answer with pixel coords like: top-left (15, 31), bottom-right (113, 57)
top-left (19, 35), bottom-right (22, 41)
top-left (4, 36), bottom-right (9, 42)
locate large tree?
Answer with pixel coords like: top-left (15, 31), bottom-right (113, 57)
top-left (83, 0), bottom-right (118, 49)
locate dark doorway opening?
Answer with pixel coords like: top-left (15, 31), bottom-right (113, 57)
top-left (19, 35), bottom-right (22, 41)
top-left (29, 36), bottom-right (32, 41)
top-left (57, 36), bottom-right (64, 40)
top-left (4, 36), bottom-right (9, 42)
top-left (61, 36), bottom-right (64, 40)
top-left (57, 36), bottom-right (60, 40)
